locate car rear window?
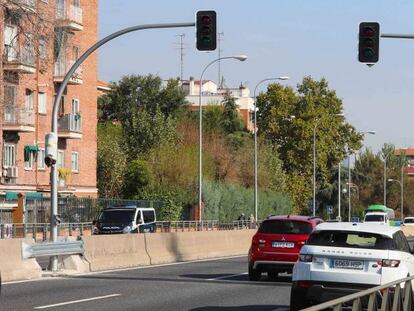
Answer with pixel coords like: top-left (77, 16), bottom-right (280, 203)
top-left (365, 214), bottom-right (385, 222)
top-left (404, 218), bottom-right (414, 224)
top-left (258, 220), bottom-right (312, 234)
top-left (307, 230), bottom-right (393, 250)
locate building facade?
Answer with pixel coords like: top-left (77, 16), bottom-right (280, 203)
top-left (395, 148), bottom-right (414, 178)
top-left (182, 79), bottom-right (255, 132)
top-left (0, 0), bottom-right (98, 198)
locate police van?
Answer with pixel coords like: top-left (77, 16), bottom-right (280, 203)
top-left (93, 205), bottom-right (156, 234)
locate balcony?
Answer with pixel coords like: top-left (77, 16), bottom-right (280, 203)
top-left (3, 45), bottom-right (36, 74)
top-left (54, 60), bottom-right (83, 85)
top-left (56, 3), bottom-right (83, 31)
top-left (58, 113), bottom-right (82, 139)
top-left (6, 0), bottom-right (36, 13)
top-left (3, 107), bottom-right (35, 132)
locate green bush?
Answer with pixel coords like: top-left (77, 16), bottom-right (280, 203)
top-left (203, 181), bottom-right (292, 222)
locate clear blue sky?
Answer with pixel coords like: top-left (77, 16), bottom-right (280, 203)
top-left (98, 0), bottom-right (414, 152)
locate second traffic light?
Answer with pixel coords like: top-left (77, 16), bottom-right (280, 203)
top-left (196, 10), bottom-right (217, 51)
top-left (358, 22), bottom-right (380, 63)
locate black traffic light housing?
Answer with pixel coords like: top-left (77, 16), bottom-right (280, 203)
top-left (358, 22), bottom-right (380, 63)
top-left (196, 10), bottom-right (217, 51)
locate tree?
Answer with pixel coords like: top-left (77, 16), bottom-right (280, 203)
top-left (221, 92), bottom-right (245, 134)
top-left (256, 76), bottom-right (363, 212)
top-left (97, 122), bottom-right (128, 198)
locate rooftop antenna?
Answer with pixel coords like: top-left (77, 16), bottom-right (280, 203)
top-left (176, 34), bottom-right (186, 81)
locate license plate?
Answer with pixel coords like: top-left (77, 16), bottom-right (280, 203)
top-left (272, 242), bottom-right (294, 248)
top-left (332, 259), bottom-right (364, 270)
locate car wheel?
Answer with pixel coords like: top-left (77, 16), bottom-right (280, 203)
top-left (290, 284), bottom-right (310, 311)
top-left (267, 271), bottom-right (279, 281)
top-left (248, 265), bottom-right (261, 281)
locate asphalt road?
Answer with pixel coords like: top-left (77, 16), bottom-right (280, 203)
top-left (0, 256), bottom-right (292, 311)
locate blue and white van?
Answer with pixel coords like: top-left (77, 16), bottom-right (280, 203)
top-left (93, 206), bottom-right (156, 234)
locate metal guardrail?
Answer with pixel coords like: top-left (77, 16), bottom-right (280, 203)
top-left (301, 275), bottom-right (414, 311)
top-left (22, 240), bottom-right (84, 259)
top-left (155, 220), bottom-right (258, 232)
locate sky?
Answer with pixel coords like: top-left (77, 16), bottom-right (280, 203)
top-left (98, 0), bottom-right (414, 152)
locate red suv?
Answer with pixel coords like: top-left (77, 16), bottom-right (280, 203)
top-left (248, 215), bottom-right (323, 281)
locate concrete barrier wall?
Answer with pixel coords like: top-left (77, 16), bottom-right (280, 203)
top-left (0, 238), bottom-right (41, 282)
top-left (83, 230), bottom-right (256, 271)
top-left (82, 234), bottom-right (151, 271)
top-left (402, 226), bottom-right (414, 237)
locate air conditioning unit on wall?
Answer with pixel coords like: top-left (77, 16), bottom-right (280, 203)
top-left (6, 166), bottom-right (18, 178)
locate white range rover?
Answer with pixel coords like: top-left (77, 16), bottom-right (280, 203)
top-left (290, 222), bottom-right (414, 310)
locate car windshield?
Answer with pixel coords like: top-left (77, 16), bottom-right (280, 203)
top-left (99, 210), bottom-right (135, 223)
top-left (258, 220), bottom-right (312, 234)
top-left (365, 214), bottom-right (384, 222)
top-left (307, 230), bottom-right (393, 249)
top-left (405, 218), bottom-right (414, 224)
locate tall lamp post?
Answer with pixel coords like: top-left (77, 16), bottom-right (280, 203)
top-left (382, 151), bottom-right (391, 206)
top-left (253, 76), bottom-right (289, 222)
top-left (347, 130), bottom-right (376, 221)
top-left (198, 55), bottom-right (247, 225)
top-left (388, 178), bottom-right (403, 222)
top-left (313, 113), bottom-right (344, 217)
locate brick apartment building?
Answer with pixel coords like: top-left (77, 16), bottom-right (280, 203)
top-left (0, 0), bottom-right (98, 198)
top-left (182, 79), bottom-right (255, 132)
top-left (395, 148), bottom-right (414, 178)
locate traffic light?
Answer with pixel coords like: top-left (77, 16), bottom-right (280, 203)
top-left (358, 22), bottom-right (380, 63)
top-left (196, 10), bottom-right (217, 51)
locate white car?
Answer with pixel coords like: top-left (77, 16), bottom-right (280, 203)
top-left (403, 217), bottom-right (414, 226)
top-left (364, 212), bottom-right (389, 224)
top-left (290, 222), bottom-right (414, 310)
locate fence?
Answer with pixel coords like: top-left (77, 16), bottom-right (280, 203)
top-left (302, 275), bottom-right (414, 311)
top-left (0, 197), bottom-right (164, 225)
top-left (0, 220), bottom-right (257, 241)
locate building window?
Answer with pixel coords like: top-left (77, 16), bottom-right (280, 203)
top-left (57, 150), bottom-right (64, 168)
top-left (38, 148), bottom-right (45, 170)
top-left (74, 0), bottom-right (81, 8)
top-left (3, 144), bottom-right (16, 167)
top-left (26, 89), bottom-right (34, 111)
top-left (71, 152), bottom-right (79, 172)
top-left (39, 38), bottom-right (47, 59)
top-left (25, 150), bottom-right (35, 170)
top-left (38, 92), bottom-right (47, 114)
top-left (72, 98), bottom-right (80, 113)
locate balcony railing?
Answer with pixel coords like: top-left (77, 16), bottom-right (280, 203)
top-left (58, 113), bottom-right (82, 133)
top-left (3, 45), bottom-right (35, 73)
top-left (56, 3), bottom-right (83, 29)
top-left (54, 60), bottom-right (83, 84)
top-left (3, 107), bottom-right (35, 127)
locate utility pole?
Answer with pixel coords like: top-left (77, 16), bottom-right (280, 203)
top-left (176, 33), bottom-right (185, 81)
top-left (217, 32), bottom-right (224, 86)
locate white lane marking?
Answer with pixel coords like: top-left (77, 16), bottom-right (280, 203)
top-left (4, 255), bottom-right (247, 285)
top-left (207, 272), bottom-right (248, 281)
top-left (34, 294), bottom-right (121, 309)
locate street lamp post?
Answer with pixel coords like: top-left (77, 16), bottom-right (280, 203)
top-left (253, 77), bottom-right (289, 222)
top-left (313, 113), bottom-right (344, 217)
top-left (198, 55), bottom-right (247, 225)
top-left (388, 178), bottom-right (403, 222)
top-left (382, 151), bottom-right (391, 206)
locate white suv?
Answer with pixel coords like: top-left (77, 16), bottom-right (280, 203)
top-left (290, 222), bottom-right (414, 310)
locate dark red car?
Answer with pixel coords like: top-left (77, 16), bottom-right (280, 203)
top-left (248, 215), bottom-right (323, 281)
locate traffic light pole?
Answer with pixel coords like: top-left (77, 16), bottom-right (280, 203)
top-left (381, 34), bottom-right (414, 39)
top-left (48, 22), bottom-right (195, 272)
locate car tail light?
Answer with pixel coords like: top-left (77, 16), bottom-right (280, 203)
top-left (297, 240), bottom-right (307, 245)
top-left (252, 237), bottom-right (266, 248)
top-left (299, 254), bottom-right (313, 262)
top-left (297, 281), bottom-right (312, 288)
top-left (382, 259), bottom-right (400, 268)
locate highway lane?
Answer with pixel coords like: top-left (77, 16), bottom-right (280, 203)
top-left (0, 256), bottom-right (292, 311)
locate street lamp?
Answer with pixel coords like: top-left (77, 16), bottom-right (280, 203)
top-left (387, 178), bottom-right (403, 222)
top-left (198, 55), bottom-right (247, 225)
top-left (313, 113), bottom-right (344, 217)
top-left (253, 76), bottom-right (290, 222)
top-left (347, 130), bottom-right (376, 221)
